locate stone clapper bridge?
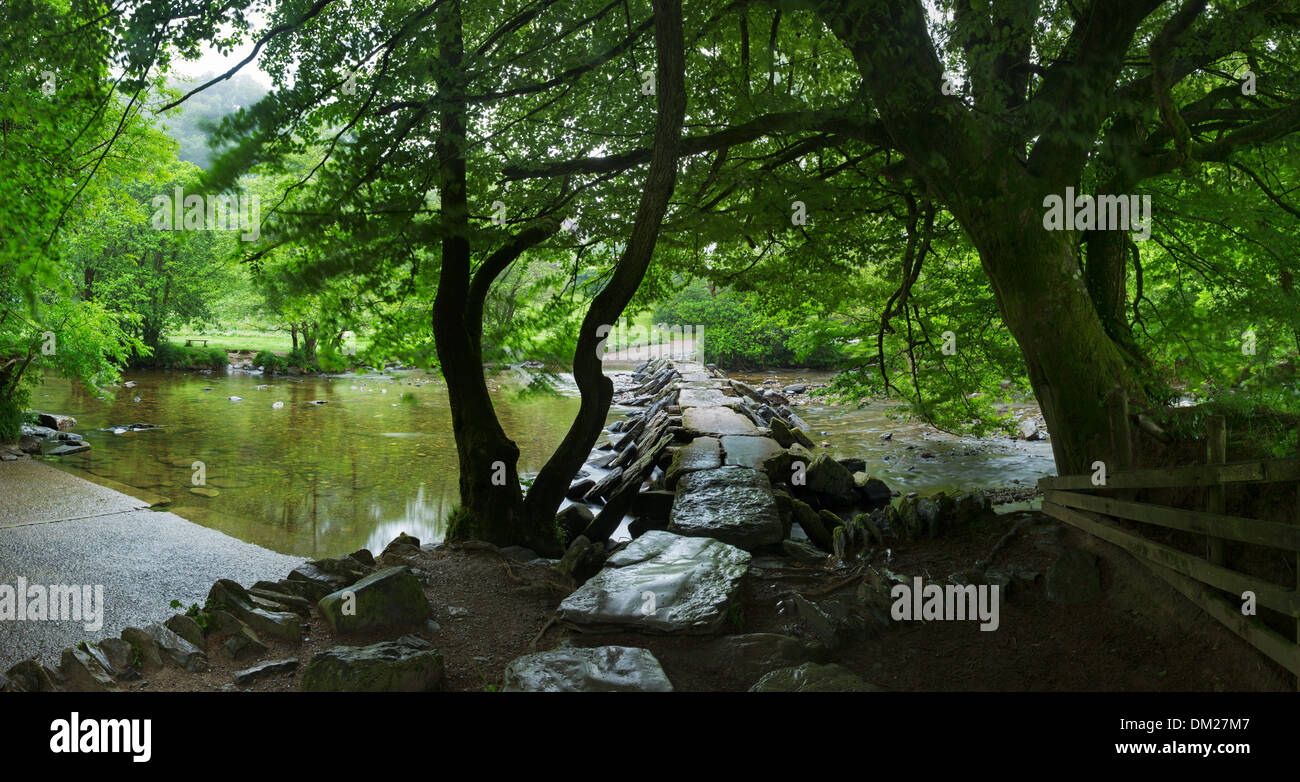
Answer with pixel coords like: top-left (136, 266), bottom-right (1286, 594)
top-left (550, 358), bottom-right (895, 639)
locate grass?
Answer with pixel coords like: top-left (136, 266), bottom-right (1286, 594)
top-left (169, 328), bottom-right (368, 355)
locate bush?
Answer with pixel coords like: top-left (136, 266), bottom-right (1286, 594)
top-left (652, 282), bottom-right (846, 369)
top-left (140, 342), bottom-right (229, 370)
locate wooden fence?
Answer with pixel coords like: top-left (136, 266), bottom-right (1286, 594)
top-left (1038, 389), bottom-right (1300, 688)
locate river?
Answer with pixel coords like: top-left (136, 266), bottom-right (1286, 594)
top-left (29, 366), bottom-right (1055, 559)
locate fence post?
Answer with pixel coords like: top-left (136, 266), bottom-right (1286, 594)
top-left (1106, 389), bottom-right (1133, 503)
top-left (1206, 415), bottom-right (1227, 567)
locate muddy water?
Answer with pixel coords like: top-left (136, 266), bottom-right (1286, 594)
top-left (31, 366), bottom-right (1054, 560)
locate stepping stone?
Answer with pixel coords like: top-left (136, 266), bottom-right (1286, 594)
top-left (670, 466), bottom-right (783, 550)
top-left (503, 646), bottom-right (673, 692)
top-left (557, 531), bottom-right (750, 634)
top-left (678, 388), bottom-right (734, 408)
top-left (682, 406), bottom-right (756, 435)
top-left (664, 436), bottom-right (722, 488)
top-left (720, 435), bottom-right (784, 469)
top-left (749, 662), bottom-right (882, 692)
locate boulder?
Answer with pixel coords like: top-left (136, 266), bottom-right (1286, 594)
top-left (300, 639), bottom-right (444, 692)
top-left (557, 531), bottom-right (750, 634)
top-left (855, 474), bottom-right (893, 506)
top-left (769, 415), bottom-right (814, 449)
top-left (141, 622), bottom-right (209, 672)
top-left (803, 453), bottom-right (856, 506)
top-left (790, 497), bottom-right (832, 551)
top-left (556, 535), bottom-right (606, 584)
top-left (164, 614), bottom-right (205, 648)
top-left (318, 566), bottom-right (432, 635)
top-left (3, 659), bottom-right (60, 692)
top-left (120, 626), bottom-right (166, 673)
top-left (36, 412), bottom-right (76, 431)
top-left (503, 646), bottom-right (674, 692)
top-left (58, 647), bottom-right (118, 692)
top-left (208, 579), bottom-right (303, 643)
top-left (749, 662), bottom-right (882, 692)
top-left (556, 503), bottom-right (595, 545)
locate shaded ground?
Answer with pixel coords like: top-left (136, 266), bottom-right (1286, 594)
top-left (112, 506), bottom-right (1292, 692)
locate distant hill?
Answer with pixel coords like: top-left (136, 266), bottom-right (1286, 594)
top-left (157, 73), bottom-right (270, 169)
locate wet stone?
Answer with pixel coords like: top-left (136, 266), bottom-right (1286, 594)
top-left (670, 466), bottom-right (783, 550)
top-left (503, 646), bottom-right (673, 692)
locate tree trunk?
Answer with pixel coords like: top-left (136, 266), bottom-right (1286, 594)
top-left (964, 199), bottom-right (1143, 474)
top-left (522, 0), bottom-right (688, 536)
top-left (431, 0), bottom-right (544, 553)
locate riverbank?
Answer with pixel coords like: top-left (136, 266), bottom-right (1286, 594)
top-left (0, 460), bottom-right (302, 670)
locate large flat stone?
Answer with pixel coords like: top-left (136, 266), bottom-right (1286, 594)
top-left (670, 466), bottom-right (783, 550)
top-left (503, 646), bottom-right (673, 692)
top-left (664, 436), bottom-right (722, 488)
top-left (557, 531), bottom-right (750, 634)
top-left (682, 406), bottom-right (756, 435)
top-left (677, 388), bottom-right (733, 408)
top-left (721, 435), bottom-right (784, 469)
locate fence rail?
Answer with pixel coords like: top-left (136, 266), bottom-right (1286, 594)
top-left (1038, 390), bottom-right (1300, 686)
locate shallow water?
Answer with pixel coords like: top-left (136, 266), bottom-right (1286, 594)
top-left (31, 367), bottom-right (605, 559)
top-left (30, 366), bottom-right (1055, 559)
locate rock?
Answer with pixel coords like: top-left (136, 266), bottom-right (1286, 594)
top-left (498, 545), bottom-right (538, 563)
top-left (557, 531), bottom-right (750, 634)
top-left (17, 435), bottom-right (41, 454)
top-left (233, 658), bottom-right (299, 686)
top-left (803, 453), bottom-right (856, 506)
top-left (769, 415), bottom-right (814, 449)
top-left (566, 478), bottom-right (596, 500)
top-left (36, 412), bottom-right (76, 431)
top-left (287, 562), bottom-right (356, 599)
top-left (44, 442), bottom-right (91, 456)
top-left (681, 406), bottom-right (756, 436)
top-left (221, 625), bottom-right (269, 661)
top-left (189, 487), bottom-right (220, 498)
top-left (783, 384), bottom-right (807, 394)
top-left (120, 626), bottom-right (166, 672)
top-left (664, 436), bottom-right (722, 489)
top-left (556, 503), bottom-right (595, 545)
top-left (208, 579), bottom-right (303, 643)
top-left (58, 647), bottom-right (118, 692)
top-left (1045, 548), bottom-right (1103, 604)
top-left (141, 623), bottom-right (209, 672)
top-left (790, 497), bottom-right (832, 551)
top-left (720, 434), bottom-right (785, 470)
top-left (629, 489), bottom-right (675, 521)
top-left (4, 659), bottom-right (60, 692)
top-left (164, 614), bottom-right (205, 648)
top-left (670, 466), bottom-right (783, 550)
top-left (300, 640), bottom-right (444, 692)
top-left (1018, 419), bottom-right (1039, 440)
top-left (704, 633), bottom-right (824, 682)
top-left (247, 586), bottom-right (312, 616)
top-left (749, 662), bottom-right (881, 692)
top-left (96, 637), bottom-right (134, 674)
top-left (782, 538), bottom-right (829, 566)
top-left (855, 474), bottom-right (893, 506)
top-left (556, 535), bottom-right (606, 584)
top-left (503, 646), bottom-right (674, 692)
top-left (318, 566), bottom-right (432, 635)
top-left (837, 457), bottom-right (866, 473)
top-left (348, 549), bottom-right (376, 567)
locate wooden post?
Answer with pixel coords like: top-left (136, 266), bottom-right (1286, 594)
top-left (1206, 415), bottom-right (1227, 567)
top-left (1106, 389), bottom-right (1133, 504)
top-left (1107, 388), bottom-right (1133, 474)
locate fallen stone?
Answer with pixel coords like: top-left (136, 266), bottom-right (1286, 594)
top-left (503, 645), bottom-right (674, 692)
top-left (318, 566), bottom-right (432, 635)
top-left (300, 640), bottom-right (444, 692)
top-left (233, 658), bottom-right (300, 686)
top-left (557, 531), bottom-right (750, 635)
top-left (749, 662), bottom-right (882, 692)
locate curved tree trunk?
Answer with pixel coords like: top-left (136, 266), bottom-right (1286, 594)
top-left (522, 0), bottom-right (688, 533)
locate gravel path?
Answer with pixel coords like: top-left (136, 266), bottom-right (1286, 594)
top-left (0, 460), bottom-right (303, 669)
